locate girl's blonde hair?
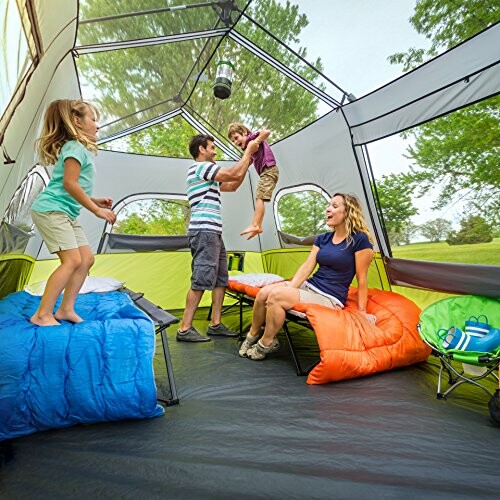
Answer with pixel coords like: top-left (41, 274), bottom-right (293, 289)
top-left (37, 99), bottom-right (99, 165)
top-left (333, 193), bottom-right (375, 246)
top-left (227, 122), bottom-right (251, 139)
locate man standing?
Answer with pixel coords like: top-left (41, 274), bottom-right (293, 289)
top-left (177, 133), bottom-right (260, 342)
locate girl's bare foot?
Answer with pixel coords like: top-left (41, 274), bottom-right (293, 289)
top-left (30, 313), bottom-right (60, 326)
top-left (54, 310), bottom-right (84, 323)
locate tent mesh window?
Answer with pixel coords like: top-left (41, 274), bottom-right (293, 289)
top-left (100, 195), bottom-right (191, 253)
top-left (274, 185), bottom-right (330, 242)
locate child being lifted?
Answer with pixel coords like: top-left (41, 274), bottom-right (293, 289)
top-left (228, 123), bottom-right (279, 239)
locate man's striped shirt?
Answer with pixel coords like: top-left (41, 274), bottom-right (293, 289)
top-left (187, 161), bottom-right (222, 233)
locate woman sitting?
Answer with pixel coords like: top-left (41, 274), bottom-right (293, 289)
top-left (240, 192), bottom-right (376, 360)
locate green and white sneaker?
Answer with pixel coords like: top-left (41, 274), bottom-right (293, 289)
top-left (238, 333), bottom-right (260, 357)
top-left (246, 338), bottom-right (280, 360)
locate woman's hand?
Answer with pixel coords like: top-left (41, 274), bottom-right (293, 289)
top-left (361, 312), bottom-right (377, 325)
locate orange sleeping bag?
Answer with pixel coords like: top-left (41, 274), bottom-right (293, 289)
top-left (294, 287), bottom-right (431, 384)
top-left (227, 282), bottom-right (431, 385)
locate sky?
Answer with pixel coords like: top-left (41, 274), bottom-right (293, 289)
top-left (292, 0), bottom-right (429, 98)
top-left (281, 0), bottom-right (465, 229)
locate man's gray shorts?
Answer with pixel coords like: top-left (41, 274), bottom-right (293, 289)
top-left (188, 231), bottom-right (228, 290)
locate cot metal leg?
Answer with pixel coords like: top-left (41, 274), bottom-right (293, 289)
top-left (207, 294), bottom-right (241, 321)
top-left (282, 322), bottom-right (314, 376)
top-left (239, 295), bottom-right (245, 339)
top-left (157, 325), bottom-right (179, 406)
top-left (122, 288), bottom-right (180, 406)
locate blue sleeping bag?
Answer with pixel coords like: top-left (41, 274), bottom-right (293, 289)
top-left (0, 291), bottom-right (164, 441)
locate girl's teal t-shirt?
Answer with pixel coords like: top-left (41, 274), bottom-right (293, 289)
top-left (32, 140), bottom-right (96, 219)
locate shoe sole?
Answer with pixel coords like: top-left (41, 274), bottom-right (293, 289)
top-left (207, 331), bottom-right (239, 337)
top-left (176, 337), bottom-right (211, 342)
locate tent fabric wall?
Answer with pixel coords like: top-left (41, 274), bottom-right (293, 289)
top-left (1, 18), bottom-right (79, 217)
top-left (343, 23), bottom-right (500, 145)
top-left (264, 110), bottom-right (378, 252)
top-left (27, 251), bottom-right (266, 310)
top-left (0, 0), bottom-right (76, 147)
top-left (2, 53), bottom-right (81, 260)
top-left (0, 254), bottom-right (34, 298)
top-left (34, 108), bottom-right (376, 258)
top-left (387, 258), bottom-right (500, 299)
top-left (51, 150), bottom-right (260, 258)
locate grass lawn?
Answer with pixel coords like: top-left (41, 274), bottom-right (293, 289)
top-left (391, 238), bottom-right (500, 265)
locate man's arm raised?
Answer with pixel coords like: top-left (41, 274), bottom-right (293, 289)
top-left (217, 139), bottom-right (259, 192)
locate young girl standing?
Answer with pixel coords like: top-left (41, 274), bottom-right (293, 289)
top-left (30, 99), bottom-right (116, 326)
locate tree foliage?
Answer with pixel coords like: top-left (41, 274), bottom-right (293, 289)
top-left (374, 174), bottom-right (418, 246)
top-left (126, 116), bottom-right (198, 158)
top-left (446, 215), bottom-right (493, 245)
top-left (399, 221), bottom-right (419, 246)
top-left (388, 0), bottom-right (500, 227)
top-left (114, 199), bottom-right (190, 235)
top-left (388, 0), bottom-right (500, 71)
top-left (401, 98), bottom-right (500, 225)
top-left (77, 0), bottom-right (324, 155)
top-left (278, 191), bottom-right (329, 237)
top-left (419, 218), bottom-right (450, 243)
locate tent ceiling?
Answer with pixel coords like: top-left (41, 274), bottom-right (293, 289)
top-left (74, 0), bottom-right (343, 151)
top-left (77, 0), bottom-right (236, 45)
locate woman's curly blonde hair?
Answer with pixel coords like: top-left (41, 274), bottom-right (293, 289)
top-left (333, 193), bottom-right (374, 246)
top-left (37, 99), bottom-right (99, 165)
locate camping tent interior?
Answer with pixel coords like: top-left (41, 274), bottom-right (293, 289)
top-left (1, 1), bottom-right (499, 497)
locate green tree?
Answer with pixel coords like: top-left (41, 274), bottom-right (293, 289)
top-left (114, 213), bottom-right (149, 235)
top-left (401, 98), bottom-right (500, 224)
top-left (446, 215), bottom-right (493, 245)
top-left (388, 0), bottom-right (500, 225)
top-left (374, 173), bottom-right (418, 246)
top-left (400, 221), bottom-right (419, 246)
top-left (278, 191), bottom-right (328, 237)
top-left (126, 116), bottom-right (198, 158)
top-left (114, 198), bottom-right (190, 235)
top-left (388, 0), bottom-right (499, 70)
top-left (77, 0), bottom-right (324, 154)
top-left (420, 218), bottom-right (450, 242)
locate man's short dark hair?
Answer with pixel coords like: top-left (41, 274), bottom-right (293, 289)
top-left (189, 134), bottom-right (215, 160)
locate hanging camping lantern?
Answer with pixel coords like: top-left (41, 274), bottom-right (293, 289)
top-left (213, 59), bottom-right (235, 99)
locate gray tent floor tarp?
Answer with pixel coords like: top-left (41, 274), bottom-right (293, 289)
top-left (1, 305), bottom-right (499, 499)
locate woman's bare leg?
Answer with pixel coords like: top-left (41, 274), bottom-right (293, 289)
top-left (248, 282), bottom-right (287, 336)
top-left (260, 286), bottom-right (300, 346)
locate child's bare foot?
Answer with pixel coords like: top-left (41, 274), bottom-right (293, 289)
top-left (54, 310), bottom-right (84, 323)
top-left (30, 313), bottom-right (60, 326)
top-left (241, 225), bottom-right (261, 236)
top-left (246, 228), bottom-right (263, 240)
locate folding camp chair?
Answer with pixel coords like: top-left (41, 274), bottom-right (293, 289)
top-left (418, 295), bottom-right (500, 400)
